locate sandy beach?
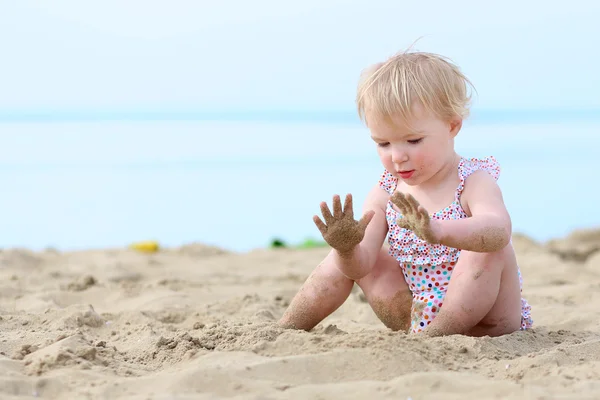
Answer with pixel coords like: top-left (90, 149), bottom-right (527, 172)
top-left (1, 230), bottom-right (600, 399)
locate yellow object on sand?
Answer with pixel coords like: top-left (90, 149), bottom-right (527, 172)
top-left (129, 240), bottom-right (160, 253)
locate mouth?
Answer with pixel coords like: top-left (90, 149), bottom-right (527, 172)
top-left (397, 170), bottom-right (415, 179)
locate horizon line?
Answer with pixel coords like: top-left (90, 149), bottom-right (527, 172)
top-left (0, 108), bottom-right (599, 123)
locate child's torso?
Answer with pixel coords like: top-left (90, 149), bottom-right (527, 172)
top-left (379, 155), bottom-right (501, 269)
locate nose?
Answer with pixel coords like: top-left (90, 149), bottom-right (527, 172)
top-left (391, 145), bottom-right (409, 164)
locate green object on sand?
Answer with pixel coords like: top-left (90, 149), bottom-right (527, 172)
top-left (269, 237), bottom-right (328, 249)
top-left (297, 238), bottom-right (328, 248)
top-left (270, 238), bottom-right (287, 248)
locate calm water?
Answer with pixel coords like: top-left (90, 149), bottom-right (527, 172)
top-left (1, 117), bottom-right (598, 252)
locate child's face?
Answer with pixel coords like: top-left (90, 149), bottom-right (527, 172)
top-left (368, 104), bottom-right (461, 186)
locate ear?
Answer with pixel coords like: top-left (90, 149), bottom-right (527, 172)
top-left (449, 117), bottom-right (462, 138)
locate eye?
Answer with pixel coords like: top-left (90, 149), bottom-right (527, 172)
top-left (408, 138), bottom-right (422, 144)
top-left (377, 142), bottom-right (390, 148)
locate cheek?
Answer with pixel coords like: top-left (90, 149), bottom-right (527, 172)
top-left (415, 145), bottom-right (444, 171)
top-left (377, 147), bottom-right (395, 171)
top-left (413, 149), bottom-right (436, 170)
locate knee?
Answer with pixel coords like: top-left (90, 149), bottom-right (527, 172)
top-left (458, 248), bottom-right (506, 278)
top-left (306, 255), bottom-right (354, 296)
top-left (369, 289), bottom-right (413, 332)
top-left (373, 246), bottom-right (402, 275)
top-left (460, 249), bottom-right (499, 264)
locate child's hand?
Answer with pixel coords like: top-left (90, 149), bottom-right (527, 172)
top-left (313, 194), bottom-right (375, 254)
top-left (391, 192), bottom-right (440, 244)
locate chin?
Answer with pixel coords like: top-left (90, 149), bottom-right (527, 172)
top-left (396, 175), bottom-right (421, 186)
top-left (401, 179), bottom-right (421, 187)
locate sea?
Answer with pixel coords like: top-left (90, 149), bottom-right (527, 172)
top-left (1, 110), bottom-right (598, 252)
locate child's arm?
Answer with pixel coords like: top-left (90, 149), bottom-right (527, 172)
top-left (335, 185), bottom-right (390, 280)
top-left (434, 170), bottom-right (512, 252)
top-left (314, 184), bottom-right (389, 280)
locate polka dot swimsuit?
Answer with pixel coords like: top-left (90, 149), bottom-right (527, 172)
top-left (379, 156), bottom-right (533, 333)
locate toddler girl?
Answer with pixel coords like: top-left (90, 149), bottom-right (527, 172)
top-left (278, 49), bottom-right (533, 336)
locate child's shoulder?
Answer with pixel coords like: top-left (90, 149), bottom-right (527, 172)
top-left (456, 156), bottom-right (503, 205)
top-left (459, 156), bottom-right (507, 214)
top-left (458, 155), bottom-right (501, 182)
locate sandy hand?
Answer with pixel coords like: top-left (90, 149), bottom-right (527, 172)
top-left (313, 194), bottom-right (375, 254)
top-left (391, 191), bottom-right (440, 244)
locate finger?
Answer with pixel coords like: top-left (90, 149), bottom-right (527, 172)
top-left (358, 209), bottom-right (375, 230)
top-left (417, 205), bottom-right (430, 222)
top-left (405, 194), bottom-right (419, 214)
top-left (343, 193), bottom-right (354, 219)
top-left (320, 201), bottom-right (334, 224)
top-left (313, 215), bottom-right (328, 235)
top-left (401, 193), bottom-right (413, 213)
top-left (332, 194), bottom-right (342, 219)
top-left (391, 192), bottom-right (408, 214)
top-left (397, 217), bottom-right (410, 230)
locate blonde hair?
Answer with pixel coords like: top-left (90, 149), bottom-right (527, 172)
top-left (356, 47), bottom-right (475, 126)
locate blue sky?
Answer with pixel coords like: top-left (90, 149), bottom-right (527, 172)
top-left (0, 1), bottom-right (599, 113)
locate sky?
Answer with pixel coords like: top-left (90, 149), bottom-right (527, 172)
top-left (0, 1), bottom-right (599, 113)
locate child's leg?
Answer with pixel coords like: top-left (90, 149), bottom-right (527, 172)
top-left (356, 247), bottom-right (412, 332)
top-left (278, 249), bottom-right (355, 331)
top-left (278, 247), bottom-right (412, 331)
top-left (424, 245), bottom-right (523, 337)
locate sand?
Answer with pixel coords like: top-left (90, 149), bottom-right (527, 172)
top-left (1, 231), bottom-right (600, 400)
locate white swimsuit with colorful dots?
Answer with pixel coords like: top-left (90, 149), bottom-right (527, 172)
top-left (379, 156), bottom-right (533, 333)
